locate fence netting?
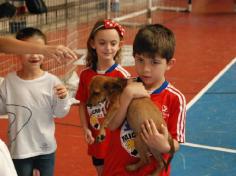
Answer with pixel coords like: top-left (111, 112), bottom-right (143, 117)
top-left (0, 0), bottom-right (191, 79)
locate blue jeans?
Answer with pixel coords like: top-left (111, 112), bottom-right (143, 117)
top-left (13, 152), bottom-right (55, 176)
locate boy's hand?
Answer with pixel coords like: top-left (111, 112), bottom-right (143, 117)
top-left (141, 119), bottom-right (170, 153)
top-left (54, 84), bottom-right (68, 99)
top-left (44, 45), bottom-right (77, 62)
top-left (83, 128), bottom-right (95, 144)
top-left (124, 82), bottom-right (149, 101)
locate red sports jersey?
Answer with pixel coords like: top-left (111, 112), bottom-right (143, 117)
top-left (103, 80), bottom-right (186, 176)
top-left (76, 63), bottom-right (130, 159)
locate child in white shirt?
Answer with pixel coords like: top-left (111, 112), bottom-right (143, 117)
top-left (0, 27), bottom-right (70, 176)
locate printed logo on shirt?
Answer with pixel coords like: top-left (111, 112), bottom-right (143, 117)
top-left (120, 120), bottom-right (139, 157)
top-left (162, 105), bottom-right (170, 119)
top-left (87, 101), bottom-right (108, 130)
top-left (40, 143), bottom-right (50, 151)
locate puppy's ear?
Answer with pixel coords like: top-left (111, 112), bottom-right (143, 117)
top-left (103, 78), bottom-right (127, 94)
top-left (116, 77), bottom-right (128, 88)
top-left (103, 81), bottom-right (116, 93)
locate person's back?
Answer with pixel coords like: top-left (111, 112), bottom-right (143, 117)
top-left (0, 139), bottom-right (18, 176)
top-left (103, 24), bottom-right (186, 176)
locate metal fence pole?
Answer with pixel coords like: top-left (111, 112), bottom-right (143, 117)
top-left (147, 0), bottom-right (152, 24)
top-left (106, 0), bottom-right (111, 19)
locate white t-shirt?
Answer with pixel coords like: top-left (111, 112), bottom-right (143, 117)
top-left (0, 72), bottom-right (70, 159)
top-left (0, 139), bottom-right (17, 176)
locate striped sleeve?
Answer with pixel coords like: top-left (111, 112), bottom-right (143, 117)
top-left (115, 65), bottom-right (131, 78)
top-left (166, 85), bottom-right (186, 143)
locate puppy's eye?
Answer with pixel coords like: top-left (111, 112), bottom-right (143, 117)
top-left (93, 92), bottom-right (100, 95)
top-left (103, 84), bottom-right (109, 90)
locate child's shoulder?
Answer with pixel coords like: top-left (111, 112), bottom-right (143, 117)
top-left (166, 83), bottom-right (186, 101)
top-left (80, 67), bottom-right (93, 74)
top-left (5, 72), bottom-right (16, 80)
top-left (113, 64), bottom-right (130, 78)
top-left (46, 72), bottom-right (61, 80)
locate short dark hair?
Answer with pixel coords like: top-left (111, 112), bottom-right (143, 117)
top-left (16, 27), bottom-right (46, 43)
top-left (133, 24), bottom-right (175, 62)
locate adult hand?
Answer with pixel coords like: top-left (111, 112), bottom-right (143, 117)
top-left (124, 81), bottom-right (150, 100)
top-left (43, 45), bottom-right (78, 63)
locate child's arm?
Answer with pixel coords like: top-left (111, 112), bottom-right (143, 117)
top-left (0, 80), bottom-right (7, 115)
top-left (0, 37), bottom-right (77, 61)
top-left (108, 81), bottom-right (149, 130)
top-left (0, 95), bottom-right (6, 115)
top-left (54, 84), bottom-right (68, 99)
top-left (52, 84), bottom-right (70, 117)
top-left (79, 103), bottom-right (95, 144)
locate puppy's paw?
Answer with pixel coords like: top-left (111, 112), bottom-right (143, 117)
top-left (96, 134), bottom-right (106, 143)
top-left (126, 164), bottom-right (138, 172)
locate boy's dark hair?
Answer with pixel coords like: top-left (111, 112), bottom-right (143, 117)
top-left (133, 24), bottom-right (175, 62)
top-left (16, 27), bottom-right (46, 43)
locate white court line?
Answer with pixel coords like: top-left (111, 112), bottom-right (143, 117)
top-left (184, 57), bottom-right (236, 153)
top-left (182, 142), bottom-right (236, 154)
top-left (187, 57), bottom-right (236, 110)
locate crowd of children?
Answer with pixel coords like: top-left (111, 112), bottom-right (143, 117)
top-left (0, 19), bottom-right (186, 176)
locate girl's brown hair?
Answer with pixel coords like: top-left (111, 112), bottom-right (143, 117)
top-left (86, 19), bottom-right (124, 70)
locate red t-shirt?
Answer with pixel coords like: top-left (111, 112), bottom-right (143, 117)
top-left (76, 64), bottom-right (130, 159)
top-left (103, 80), bottom-right (186, 176)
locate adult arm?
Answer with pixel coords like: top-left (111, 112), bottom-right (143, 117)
top-left (0, 37), bottom-right (77, 61)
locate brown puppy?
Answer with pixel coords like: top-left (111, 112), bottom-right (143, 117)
top-left (87, 75), bottom-right (175, 176)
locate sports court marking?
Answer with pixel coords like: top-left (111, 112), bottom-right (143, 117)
top-left (186, 57), bottom-right (236, 110)
top-left (183, 142), bottom-right (236, 154)
top-left (172, 57), bottom-right (236, 176)
top-left (181, 57), bottom-right (236, 153)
